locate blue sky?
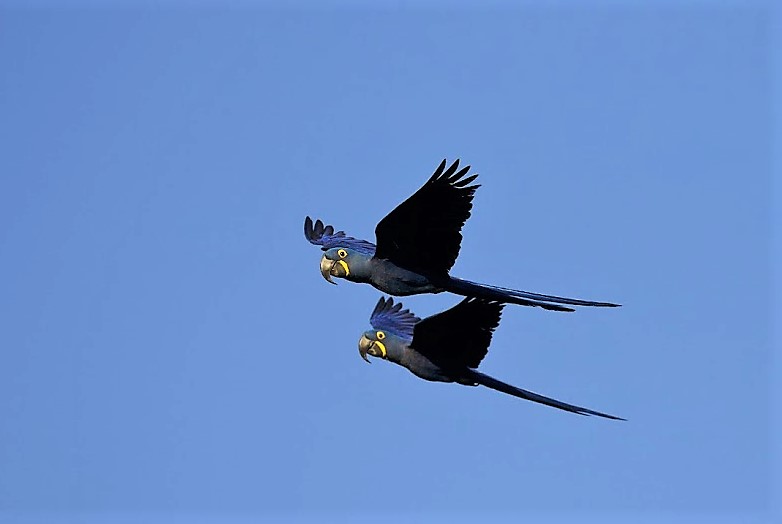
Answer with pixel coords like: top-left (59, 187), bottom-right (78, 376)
top-left (0, 2), bottom-right (778, 523)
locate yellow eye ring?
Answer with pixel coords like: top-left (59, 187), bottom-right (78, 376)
top-left (338, 249), bottom-right (347, 258)
top-left (376, 331), bottom-right (385, 340)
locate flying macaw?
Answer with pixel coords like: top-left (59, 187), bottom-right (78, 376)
top-left (358, 296), bottom-right (624, 420)
top-left (305, 159), bottom-right (619, 312)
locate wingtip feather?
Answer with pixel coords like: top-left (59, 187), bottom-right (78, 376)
top-left (442, 159), bottom-right (460, 179)
top-left (430, 159), bottom-right (448, 181)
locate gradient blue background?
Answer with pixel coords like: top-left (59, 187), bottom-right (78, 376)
top-left (0, 2), bottom-right (778, 523)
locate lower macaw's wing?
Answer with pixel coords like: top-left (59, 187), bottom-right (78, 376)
top-left (373, 159), bottom-right (479, 276)
top-left (304, 216), bottom-right (376, 255)
top-left (369, 296), bottom-right (421, 342)
top-left (410, 297), bottom-right (503, 369)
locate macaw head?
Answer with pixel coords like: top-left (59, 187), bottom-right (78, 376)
top-left (358, 328), bottom-right (401, 363)
top-left (303, 217), bottom-right (377, 285)
top-left (358, 296), bottom-right (420, 363)
top-left (320, 247), bottom-right (368, 284)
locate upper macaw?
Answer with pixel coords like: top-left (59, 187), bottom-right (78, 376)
top-left (305, 159), bottom-right (619, 312)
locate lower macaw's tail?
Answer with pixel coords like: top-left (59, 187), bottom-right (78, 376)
top-left (445, 276), bottom-right (620, 312)
top-left (469, 370), bottom-right (625, 420)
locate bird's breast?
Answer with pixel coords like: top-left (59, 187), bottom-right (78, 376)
top-left (370, 259), bottom-right (441, 295)
top-left (401, 350), bottom-right (454, 383)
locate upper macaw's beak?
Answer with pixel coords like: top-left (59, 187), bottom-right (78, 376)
top-left (358, 335), bottom-right (374, 363)
top-left (358, 335), bottom-right (386, 363)
top-left (320, 254), bottom-right (350, 285)
top-left (320, 255), bottom-right (337, 285)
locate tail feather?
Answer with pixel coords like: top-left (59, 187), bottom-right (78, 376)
top-left (469, 370), bottom-right (625, 420)
top-left (445, 277), bottom-right (575, 312)
top-left (448, 277), bottom-right (620, 309)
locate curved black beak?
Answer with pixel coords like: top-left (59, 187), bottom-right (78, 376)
top-left (358, 335), bottom-right (373, 364)
top-left (320, 255), bottom-right (337, 285)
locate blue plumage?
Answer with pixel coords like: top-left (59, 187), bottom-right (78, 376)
top-left (369, 297), bottom-right (420, 341)
top-left (304, 159), bottom-right (620, 311)
top-left (357, 296), bottom-right (624, 420)
top-left (304, 216), bottom-right (376, 255)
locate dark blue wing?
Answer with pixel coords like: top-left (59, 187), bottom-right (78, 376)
top-left (411, 297), bottom-right (503, 369)
top-left (369, 297), bottom-right (421, 342)
top-left (304, 216), bottom-right (376, 255)
top-left (373, 159), bottom-right (479, 275)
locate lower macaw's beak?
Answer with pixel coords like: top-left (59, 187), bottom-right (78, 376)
top-left (358, 335), bottom-right (373, 363)
top-left (320, 255), bottom-right (337, 285)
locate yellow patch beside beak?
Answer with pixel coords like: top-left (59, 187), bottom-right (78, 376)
top-left (374, 340), bottom-right (386, 358)
top-left (337, 259), bottom-right (350, 276)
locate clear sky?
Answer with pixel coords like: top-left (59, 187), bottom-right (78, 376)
top-left (0, 2), bottom-right (778, 523)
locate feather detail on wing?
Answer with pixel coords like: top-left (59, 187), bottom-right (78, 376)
top-left (369, 297), bottom-right (421, 341)
top-left (304, 216), bottom-right (376, 255)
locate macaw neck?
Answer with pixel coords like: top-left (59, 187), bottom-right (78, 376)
top-left (383, 337), bottom-right (407, 365)
top-left (344, 254), bottom-right (374, 283)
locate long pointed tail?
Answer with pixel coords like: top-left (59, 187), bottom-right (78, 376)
top-left (446, 277), bottom-right (620, 310)
top-left (469, 370), bottom-right (625, 420)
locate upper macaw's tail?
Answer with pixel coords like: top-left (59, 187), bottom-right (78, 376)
top-left (468, 370), bottom-right (625, 420)
top-left (445, 277), bottom-right (620, 312)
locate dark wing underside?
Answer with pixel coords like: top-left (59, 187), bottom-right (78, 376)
top-left (411, 297), bottom-right (503, 369)
top-left (373, 159), bottom-right (479, 276)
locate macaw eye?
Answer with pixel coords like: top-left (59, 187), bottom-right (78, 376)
top-left (338, 249), bottom-right (348, 258)
top-left (376, 331), bottom-right (385, 340)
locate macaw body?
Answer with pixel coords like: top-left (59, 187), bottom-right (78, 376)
top-left (351, 255), bottom-right (439, 296)
top-left (358, 296), bottom-right (624, 420)
top-left (305, 159), bottom-right (619, 312)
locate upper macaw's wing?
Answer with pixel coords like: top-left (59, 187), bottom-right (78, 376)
top-left (369, 296), bottom-right (421, 342)
top-left (373, 159), bottom-right (479, 276)
top-left (304, 216), bottom-right (376, 255)
top-left (411, 297), bottom-right (503, 369)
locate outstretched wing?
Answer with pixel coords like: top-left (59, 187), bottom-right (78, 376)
top-left (369, 296), bottom-right (421, 342)
top-left (411, 297), bottom-right (503, 369)
top-left (374, 159), bottom-right (479, 276)
top-left (304, 216), bottom-right (376, 255)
